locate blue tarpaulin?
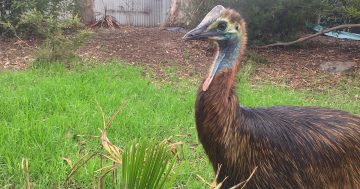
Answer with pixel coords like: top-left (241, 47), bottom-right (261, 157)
top-left (313, 25), bottom-right (360, 41)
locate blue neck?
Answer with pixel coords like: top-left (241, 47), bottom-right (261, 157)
top-left (214, 39), bottom-right (241, 75)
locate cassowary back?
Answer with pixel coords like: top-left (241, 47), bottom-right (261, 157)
top-left (195, 71), bottom-right (360, 189)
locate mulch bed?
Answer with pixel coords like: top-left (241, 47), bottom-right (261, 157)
top-left (1, 27), bottom-right (359, 89)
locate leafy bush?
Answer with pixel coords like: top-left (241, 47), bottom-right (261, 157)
top-left (14, 9), bottom-right (92, 62)
top-left (345, 0), bottom-right (360, 19)
top-left (36, 28), bottom-right (91, 62)
top-left (0, 1), bottom-right (91, 62)
top-left (187, 0), bottom-right (326, 44)
top-left (321, 0), bottom-right (360, 27)
top-left (0, 0), bottom-right (82, 37)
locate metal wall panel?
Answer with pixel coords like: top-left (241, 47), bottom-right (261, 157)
top-left (95, 0), bottom-right (171, 27)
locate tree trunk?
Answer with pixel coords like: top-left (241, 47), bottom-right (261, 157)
top-left (80, 0), bottom-right (95, 25)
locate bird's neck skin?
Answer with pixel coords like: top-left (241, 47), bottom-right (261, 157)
top-left (211, 38), bottom-right (242, 94)
top-left (216, 39), bottom-right (241, 71)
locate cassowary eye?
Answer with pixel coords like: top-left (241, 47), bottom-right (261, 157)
top-left (217, 22), bottom-right (227, 31)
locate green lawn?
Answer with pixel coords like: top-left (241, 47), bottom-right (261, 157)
top-left (0, 61), bottom-right (359, 188)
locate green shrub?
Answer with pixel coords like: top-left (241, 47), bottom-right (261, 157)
top-left (0, 1), bottom-right (91, 62)
top-left (36, 28), bottom-right (92, 62)
top-left (120, 140), bottom-right (177, 189)
top-left (321, 0), bottom-right (360, 27)
top-left (345, 0), bottom-right (360, 19)
top-left (15, 9), bottom-right (92, 62)
top-left (188, 0), bottom-right (325, 44)
top-left (0, 0), bottom-right (82, 37)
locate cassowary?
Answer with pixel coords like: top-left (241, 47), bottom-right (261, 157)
top-left (183, 5), bottom-right (360, 189)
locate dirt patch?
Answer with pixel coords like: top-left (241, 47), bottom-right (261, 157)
top-left (1, 27), bottom-right (359, 89)
top-left (79, 27), bottom-right (213, 80)
top-left (79, 28), bottom-right (359, 89)
top-left (253, 37), bottom-right (360, 89)
top-left (0, 39), bottom-right (36, 70)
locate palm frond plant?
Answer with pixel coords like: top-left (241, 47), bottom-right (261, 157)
top-left (120, 140), bottom-right (177, 189)
top-left (66, 101), bottom-right (177, 189)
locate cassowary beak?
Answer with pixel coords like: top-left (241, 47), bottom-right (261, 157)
top-left (183, 5), bottom-right (226, 41)
top-left (183, 26), bottom-right (208, 40)
top-left (183, 26), bottom-right (221, 41)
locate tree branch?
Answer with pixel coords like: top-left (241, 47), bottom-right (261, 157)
top-left (258, 24), bottom-right (360, 48)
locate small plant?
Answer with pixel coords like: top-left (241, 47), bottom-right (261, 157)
top-left (247, 50), bottom-right (269, 65)
top-left (67, 101), bottom-right (178, 189)
top-left (17, 9), bottom-right (92, 62)
top-left (121, 140), bottom-right (176, 189)
top-left (36, 28), bottom-right (92, 62)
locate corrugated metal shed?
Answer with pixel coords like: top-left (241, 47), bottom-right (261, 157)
top-left (94, 0), bottom-right (171, 27)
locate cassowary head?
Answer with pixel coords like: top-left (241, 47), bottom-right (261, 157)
top-left (183, 5), bottom-right (247, 91)
top-left (183, 5), bottom-right (245, 42)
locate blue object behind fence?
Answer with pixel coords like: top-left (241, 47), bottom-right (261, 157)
top-left (313, 25), bottom-right (360, 41)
